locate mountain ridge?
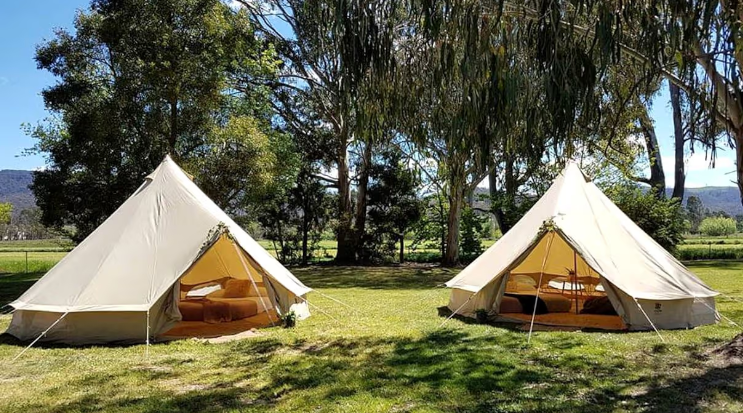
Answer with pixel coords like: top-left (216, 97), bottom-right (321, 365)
top-left (0, 169), bottom-right (35, 215)
top-left (3, 169), bottom-right (743, 217)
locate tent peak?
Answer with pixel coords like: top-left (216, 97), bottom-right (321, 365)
top-left (561, 161), bottom-right (590, 183)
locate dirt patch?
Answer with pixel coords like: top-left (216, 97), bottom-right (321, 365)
top-left (132, 364), bottom-right (173, 373)
top-left (708, 333), bottom-right (743, 366)
top-left (198, 328), bottom-right (262, 344)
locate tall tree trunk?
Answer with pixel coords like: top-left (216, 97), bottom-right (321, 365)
top-left (736, 129), bottom-right (743, 207)
top-left (169, 94), bottom-right (178, 154)
top-left (436, 193), bottom-right (446, 258)
top-left (335, 140), bottom-right (356, 263)
top-left (490, 157), bottom-right (518, 235)
top-left (638, 111), bottom-right (666, 198)
top-left (489, 168), bottom-right (509, 234)
top-left (352, 141), bottom-right (373, 257)
top-left (399, 234), bottom-right (404, 263)
top-left (301, 213), bottom-right (309, 265)
top-left (670, 83), bottom-right (686, 200)
top-left (444, 161), bottom-right (465, 266)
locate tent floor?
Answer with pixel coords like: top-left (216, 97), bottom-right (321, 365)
top-left (161, 310), bottom-right (278, 339)
top-left (498, 312), bottom-right (626, 331)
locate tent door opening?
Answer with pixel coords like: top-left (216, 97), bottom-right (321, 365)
top-left (495, 230), bottom-right (626, 330)
top-left (162, 234), bottom-right (279, 338)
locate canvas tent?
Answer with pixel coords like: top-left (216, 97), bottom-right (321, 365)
top-left (6, 156), bottom-right (311, 344)
top-left (445, 163), bottom-right (719, 331)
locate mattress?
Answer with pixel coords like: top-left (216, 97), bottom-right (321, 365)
top-left (504, 293), bottom-right (571, 314)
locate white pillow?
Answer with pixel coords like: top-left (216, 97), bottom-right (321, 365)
top-left (186, 284), bottom-right (222, 298)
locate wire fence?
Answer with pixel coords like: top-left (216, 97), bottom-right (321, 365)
top-left (0, 250), bottom-right (69, 274)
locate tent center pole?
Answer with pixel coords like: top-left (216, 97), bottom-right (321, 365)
top-left (145, 309), bottom-right (150, 359)
top-left (528, 231), bottom-right (555, 345)
top-left (573, 250), bottom-right (578, 315)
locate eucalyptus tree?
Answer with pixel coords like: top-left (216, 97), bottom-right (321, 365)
top-left (240, 0), bottom-right (399, 263)
top-left (500, 1), bottom-right (735, 201)
top-left (386, 0), bottom-right (610, 264)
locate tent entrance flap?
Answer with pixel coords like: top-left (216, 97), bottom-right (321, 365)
top-left (180, 234), bottom-right (268, 287)
top-left (168, 233), bottom-right (280, 336)
top-left (495, 230), bottom-right (628, 330)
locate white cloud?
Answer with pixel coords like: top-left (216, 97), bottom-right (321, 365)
top-left (684, 181), bottom-right (707, 188)
top-left (662, 152), bottom-right (734, 172)
top-left (660, 151), bottom-right (737, 188)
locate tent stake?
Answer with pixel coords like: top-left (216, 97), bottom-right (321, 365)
top-left (716, 310), bottom-right (740, 328)
top-left (13, 311), bottom-right (69, 361)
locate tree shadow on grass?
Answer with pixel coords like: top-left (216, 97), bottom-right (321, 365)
top-left (586, 364), bottom-right (743, 413)
top-left (0, 272), bottom-right (42, 307)
top-left (294, 265), bottom-right (458, 290)
top-left (9, 328), bottom-right (743, 413)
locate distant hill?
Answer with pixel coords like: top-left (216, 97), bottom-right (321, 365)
top-left (3, 169), bottom-right (743, 218)
top-left (474, 186), bottom-right (743, 217)
top-left (673, 187), bottom-right (743, 216)
top-left (0, 170), bottom-right (35, 215)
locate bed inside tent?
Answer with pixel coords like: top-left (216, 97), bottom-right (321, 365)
top-left (495, 231), bottom-right (626, 330)
top-left (163, 234), bottom-right (282, 338)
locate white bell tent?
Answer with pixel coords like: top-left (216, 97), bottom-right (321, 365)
top-left (7, 156), bottom-right (311, 345)
top-left (445, 163), bottom-right (719, 331)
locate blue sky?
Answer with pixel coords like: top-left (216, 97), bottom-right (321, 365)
top-left (0, 0), bottom-right (89, 171)
top-left (0, 1), bottom-right (738, 188)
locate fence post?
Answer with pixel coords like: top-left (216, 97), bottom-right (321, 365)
top-left (708, 242), bottom-right (712, 259)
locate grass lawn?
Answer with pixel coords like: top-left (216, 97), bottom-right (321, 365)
top-left (0, 258), bottom-right (742, 412)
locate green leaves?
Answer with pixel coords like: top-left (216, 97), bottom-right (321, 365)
top-left (606, 183), bottom-right (686, 251)
top-left (28, 0), bottom-right (285, 241)
top-left (0, 203), bottom-right (12, 225)
top-left (698, 216), bottom-right (737, 237)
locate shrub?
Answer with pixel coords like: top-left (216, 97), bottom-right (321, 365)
top-left (676, 246), bottom-right (743, 260)
top-left (459, 207), bottom-right (486, 262)
top-left (698, 217), bottom-right (737, 237)
top-left (606, 185), bottom-right (686, 251)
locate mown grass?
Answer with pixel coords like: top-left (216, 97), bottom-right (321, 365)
top-left (0, 239), bottom-right (73, 252)
top-left (0, 251), bottom-right (67, 274)
top-left (0, 255), bottom-right (742, 412)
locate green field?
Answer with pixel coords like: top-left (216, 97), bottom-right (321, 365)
top-left (0, 252), bottom-right (742, 412)
top-left (0, 238), bottom-right (496, 269)
top-left (0, 239), bottom-right (73, 252)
